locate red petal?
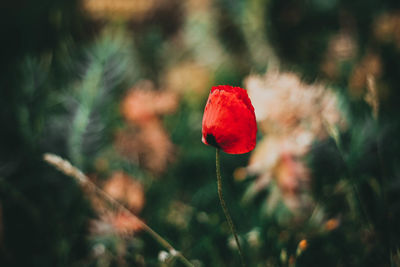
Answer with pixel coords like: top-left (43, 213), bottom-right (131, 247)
top-left (211, 85), bottom-right (255, 114)
top-left (202, 85), bottom-right (257, 154)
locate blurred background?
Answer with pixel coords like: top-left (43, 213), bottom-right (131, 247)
top-left (1, 0), bottom-right (400, 266)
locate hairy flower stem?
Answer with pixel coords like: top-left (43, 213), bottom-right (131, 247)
top-left (216, 149), bottom-right (246, 267)
top-left (43, 153), bottom-right (194, 267)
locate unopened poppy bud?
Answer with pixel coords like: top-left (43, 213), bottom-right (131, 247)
top-left (202, 85), bottom-right (257, 154)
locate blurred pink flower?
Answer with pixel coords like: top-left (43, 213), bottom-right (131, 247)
top-left (243, 71), bottom-right (346, 214)
top-left (245, 71), bottom-right (345, 139)
top-left (274, 153), bottom-right (309, 196)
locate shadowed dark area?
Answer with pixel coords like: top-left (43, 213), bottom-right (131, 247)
top-left (206, 133), bottom-right (220, 148)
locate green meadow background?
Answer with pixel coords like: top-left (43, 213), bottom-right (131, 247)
top-left (2, 0), bottom-right (400, 266)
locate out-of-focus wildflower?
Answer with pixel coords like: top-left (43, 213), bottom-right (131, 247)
top-left (202, 85), bottom-right (257, 154)
top-left (328, 33), bottom-right (357, 60)
top-left (109, 211), bottom-right (143, 234)
top-left (280, 249), bottom-right (288, 263)
top-left (274, 153), bottom-right (310, 211)
top-left (349, 53), bottom-right (382, 98)
top-left (288, 255), bottom-right (295, 265)
top-left (245, 71), bottom-right (344, 138)
top-left (158, 250), bottom-right (170, 262)
top-left (87, 171), bottom-right (146, 236)
top-left (92, 243), bottom-right (106, 257)
top-left (103, 171), bottom-right (145, 213)
top-left (163, 61), bottom-right (211, 98)
top-left (274, 153), bottom-right (309, 196)
top-left (118, 80), bottom-right (177, 174)
top-left (246, 228), bottom-right (261, 248)
top-left (373, 12), bottom-right (400, 47)
top-left (228, 235), bottom-right (243, 250)
top-left (299, 239), bottom-right (308, 250)
top-left (90, 211), bottom-right (143, 236)
top-left (325, 218), bottom-right (340, 231)
top-left (297, 239), bottom-right (308, 254)
top-left (321, 32), bottom-right (357, 79)
top-left (115, 121), bottom-right (175, 174)
top-left (244, 71), bottom-right (345, 215)
top-left (121, 80), bottom-right (178, 125)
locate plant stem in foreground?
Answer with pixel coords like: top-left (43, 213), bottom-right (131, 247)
top-left (43, 153), bottom-right (194, 267)
top-left (216, 149), bottom-right (246, 267)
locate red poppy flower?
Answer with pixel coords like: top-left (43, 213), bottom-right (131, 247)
top-left (202, 85), bottom-right (257, 154)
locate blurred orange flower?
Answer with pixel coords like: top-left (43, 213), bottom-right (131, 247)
top-left (325, 218), bottom-right (340, 231)
top-left (109, 211), bottom-right (143, 234)
top-left (121, 80), bottom-right (178, 125)
top-left (115, 121), bottom-right (175, 174)
top-left (298, 239), bottom-right (308, 251)
top-left (118, 80), bottom-right (177, 174)
top-left (90, 211), bottom-right (144, 236)
top-left (103, 171), bottom-right (145, 213)
top-left (348, 53), bottom-right (382, 98)
top-left (89, 171), bottom-right (145, 236)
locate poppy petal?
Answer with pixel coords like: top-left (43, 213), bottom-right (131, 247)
top-left (202, 85), bottom-right (257, 154)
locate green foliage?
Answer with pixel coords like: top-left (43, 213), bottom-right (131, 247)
top-left (2, 0), bottom-right (400, 266)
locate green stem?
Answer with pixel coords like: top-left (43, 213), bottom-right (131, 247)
top-left (216, 149), bottom-right (246, 267)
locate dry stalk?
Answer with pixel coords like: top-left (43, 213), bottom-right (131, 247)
top-left (43, 153), bottom-right (194, 267)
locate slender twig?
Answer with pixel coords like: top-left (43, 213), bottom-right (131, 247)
top-left (43, 153), bottom-right (194, 267)
top-left (215, 149), bottom-right (246, 267)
